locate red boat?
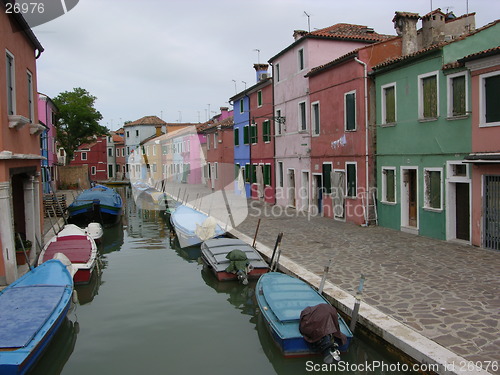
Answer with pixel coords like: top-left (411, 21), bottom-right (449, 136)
top-left (38, 224), bottom-right (98, 284)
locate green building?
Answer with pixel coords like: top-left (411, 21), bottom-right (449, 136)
top-left (372, 11), bottom-right (499, 241)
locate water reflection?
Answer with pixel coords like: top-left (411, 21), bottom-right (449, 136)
top-left (30, 187), bottom-right (415, 375)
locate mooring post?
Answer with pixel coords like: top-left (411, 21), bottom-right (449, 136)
top-left (270, 232), bottom-right (283, 271)
top-left (349, 274), bottom-right (366, 333)
top-left (318, 258), bottom-right (332, 294)
top-left (252, 218), bottom-right (261, 248)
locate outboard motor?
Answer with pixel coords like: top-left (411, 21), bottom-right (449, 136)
top-left (299, 303), bottom-right (347, 363)
top-left (225, 249), bottom-right (250, 285)
top-left (85, 222), bottom-right (103, 242)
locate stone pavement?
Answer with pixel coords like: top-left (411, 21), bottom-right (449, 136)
top-left (230, 201), bottom-right (500, 374)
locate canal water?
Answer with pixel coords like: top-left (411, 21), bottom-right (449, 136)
top-left (31, 188), bottom-right (413, 375)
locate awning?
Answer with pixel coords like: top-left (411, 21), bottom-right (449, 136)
top-left (463, 153), bottom-right (500, 164)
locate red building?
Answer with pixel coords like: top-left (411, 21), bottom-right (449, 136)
top-left (248, 64), bottom-right (275, 203)
top-left (203, 113), bottom-right (234, 191)
top-left (306, 38), bottom-right (401, 225)
top-left (70, 135), bottom-right (108, 182)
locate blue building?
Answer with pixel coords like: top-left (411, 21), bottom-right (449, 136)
top-left (230, 90), bottom-right (251, 197)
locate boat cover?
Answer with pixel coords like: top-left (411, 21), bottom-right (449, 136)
top-left (0, 285), bottom-right (66, 348)
top-left (225, 249), bottom-right (249, 273)
top-left (43, 235), bottom-right (93, 263)
top-left (299, 303), bottom-right (347, 345)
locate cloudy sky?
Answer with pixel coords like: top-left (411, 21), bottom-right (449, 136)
top-left (32, 0), bottom-right (499, 130)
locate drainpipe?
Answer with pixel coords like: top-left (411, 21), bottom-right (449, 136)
top-left (354, 57), bottom-right (369, 225)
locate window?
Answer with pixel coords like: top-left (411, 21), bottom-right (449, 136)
top-left (240, 99), bottom-right (244, 114)
top-left (213, 133), bottom-right (218, 149)
top-left (251, 164), bottom-right (257, 183)
top-left (424, 168), bottom-right (442, 210)
top-left (207, 135), bottom-right (210, 150)
top-left (126, 131), bottom-right (130, 138)
top-left (27, 71), bottom-right (34, 122)
top-left (243, 125), bottom-right (250, 145)
top-left (277, 161), bottom-right (284, 187)
top-left (418, 71), bottom-right (439, 119)
top-left (81, 152), bottom-right (87, 161)
top-left (381, 83), bottom-right (396, 124)
top-left (275, 109), bottom-right (282, 135)
top-left (6, 52), bottom-right (15, 115)
top-left (264, 164), bottom-right (271, 186)
top-left (108, 148), bottom-right (113, 157)
top-left (250, 124), bottom-right (258, 144)
top-left (311, 102), bottom-right (320, 136)
top-left (298, 101), bottom-right (306, 131)
top-left (298, 48), bottom-right (304, 71)
top-left (346, 163), bottom-right (357, 198)
top-left (447, 72), bottom-right (467, 117)
top-left (262, 120), bottom-right (271, 142)
top-left (214, 162), bottom-right (218, 179)
top-left (234, 127), bottom-right (240, 146)
top-left (322, 163), bottom-right (332, 194)
top-left (135, 129), bottom-right (139, 137)
top-left (345, 91), bottom-right (356, 131)
top-left (480, 72), bottom-right (500, 126)
top-left (275, 63), bottom-right (280, 82)
top-left (382, 167), bottom-right (396, 203)
top-left (91, 166), bottom-right (96, 175)
top-left (257, 90), bottom-right (263, 107)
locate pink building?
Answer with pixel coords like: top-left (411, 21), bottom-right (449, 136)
top-left (204, 115), bottom-right (234, 191)
top-left (306, 38), bottom-right (401, 225)
top-left (0, 8), bottom-right (45, 283)
top-left (269, 24), bottom-right (392, 210)
top-left (460, 47), bottom-right (500, 250)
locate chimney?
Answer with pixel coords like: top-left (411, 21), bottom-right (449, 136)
top-left (393, 11), bottom-right (420, 56)
top-left (155, 125), bottom-right (162, 137)
top-left (219, 107), bottom-right (230, 121)
top-left (253, 63), bottom-right (269, 82)
top-left (293, 29), bottom-right (308, 41)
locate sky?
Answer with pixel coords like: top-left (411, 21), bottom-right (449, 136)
top-left (32, 0), bottom-right (499, 131)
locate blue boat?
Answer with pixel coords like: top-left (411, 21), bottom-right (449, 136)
top-left (0, 259), bottom-right (74, 375)
top-left (256, 272), bottom-right (353, 359)
top-left (68, 184), bottom-right (123, 226)
top-left (170, 205), bottom-right (225, 248)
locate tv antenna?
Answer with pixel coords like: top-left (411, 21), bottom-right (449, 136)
top-left (253, 49), bottom-right (261, 64)
top-left (304, 11), bottom-right (311, 32)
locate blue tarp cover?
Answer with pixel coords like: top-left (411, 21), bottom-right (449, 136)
top-left (0, 285), bottom-right (66, 349)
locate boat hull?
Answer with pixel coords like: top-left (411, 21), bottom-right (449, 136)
top-left (38, 224), bottom-right (98, 284)
top-left (68, 185), bottom-right (122, 226)
top-left (256, 272), bottom-right (353, 358)
top-left (0, 260), bottom-right (73, 375)
top-left (213, 268), bottom-right (268, 282)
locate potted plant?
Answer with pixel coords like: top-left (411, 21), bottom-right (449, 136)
top-left (15, 236), bottom-right (32, 265)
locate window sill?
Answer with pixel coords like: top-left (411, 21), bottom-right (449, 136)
top-left (30, 123), bottom-right (46, 135)
top-left (418, 117), bottom-right (438, 123)
top-left (380, 122), bottom-right (397, 128)
top-left (446, 114), bottom-right (469, 121)
top-left (479, 121), bottom-right (500, 128)
top-left (8, 115), bottom-right (30, 130)
top-left (423, 206), bottom-right (443, 213)
top-left (345, 129), bottom-right (357, 132)
top-left (381, 200), bottom-right (397, 205)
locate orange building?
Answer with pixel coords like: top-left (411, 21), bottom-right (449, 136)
top-left (0, 7), bottom-right (45, 284)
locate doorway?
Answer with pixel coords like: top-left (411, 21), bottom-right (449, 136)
top-left (455, 183), bottom-right (470, 241)
top-left (401, 168), bottom-right (418, 230)
top-left (288, 169), bottom-right (296, 207)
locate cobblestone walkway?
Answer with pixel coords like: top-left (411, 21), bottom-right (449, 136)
top-left (233, 201), bottom-right (500, 373)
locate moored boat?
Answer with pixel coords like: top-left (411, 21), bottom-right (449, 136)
top-left (38, 224), bottom-right (98, 284)
top-left (170, 205), bottom-right (225, 248)
top-left (201, 238), bottom-right (269, 284)
top-left (0, 259), bottom-right (74, 375)
top-left (68, 184), bottom-right (122, 226)
top-left (256, 272), bottom-right (353, 360)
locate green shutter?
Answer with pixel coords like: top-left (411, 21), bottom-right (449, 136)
top-left (234, 128), bottom-right (239, 146)
top-left (385, 169), bottom-right (395, 203)
top-left (452, 76), bottom-right (466, 116)
top-left (263, 120), bottom-right (270, 142)
top-left (245, 163), bottom-right (250, 182)
top-left (346, 93), bottom-right (356, 130)
top-left (347, 164), bottom-right (356, 197)
top-left (428, 171), bottom-right (441, 209)
top-left (243, 126), bottom-right (249, 144)
top-left (322, 164), bottom-right (332, 194)
top-left (264, 164), bottom-right (271, 186)
top-left (423, 76), bottom-right (437, 118)
top-left (385, 86), bottom-right (395, 123)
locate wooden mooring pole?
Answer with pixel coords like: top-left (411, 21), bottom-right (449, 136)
top-left (252, 218), bottom-right (261, 248)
